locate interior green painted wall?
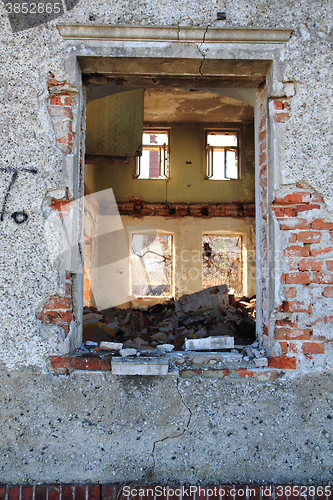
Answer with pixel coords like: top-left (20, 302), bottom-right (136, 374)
top-left (85, 123), bottom-right (254, 204)
top-left (84, 163), bottom-right (98, 194)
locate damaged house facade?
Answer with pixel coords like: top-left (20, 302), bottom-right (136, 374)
top-left (1, 0), bottom-right (333, 488)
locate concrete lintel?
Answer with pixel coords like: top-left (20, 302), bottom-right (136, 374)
top-left (57, 25), bottom-right (292, 44)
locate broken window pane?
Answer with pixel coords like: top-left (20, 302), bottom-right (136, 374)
top-left (136, 130), bottom-right (169, 179)
top-left (202, 235), bottom-right (243, 295)
top-left (131, 233), bottom-right (173, 296)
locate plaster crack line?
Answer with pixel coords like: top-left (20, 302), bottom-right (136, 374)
top-left (151, 378), bottom-right (192, 470)
top-left (197, 25), bottom-right (209, 78)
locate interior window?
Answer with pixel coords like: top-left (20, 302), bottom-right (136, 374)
top-left (202, 234), bottom-right (243, 295)
top-left (131, 232), bottom-right (173, 297)
top-left (206, 131), bottom-right (239, 180)
top-left (136, 130), bottom-right (169, 179)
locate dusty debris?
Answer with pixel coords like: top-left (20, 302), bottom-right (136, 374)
top-left (81, 287), bottom-right (256, 357)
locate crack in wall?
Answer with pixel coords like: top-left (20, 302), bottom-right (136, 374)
top-left (196, 25), bottom-right (209, 79)
top-left (151, 378), bottom-right (192, 472)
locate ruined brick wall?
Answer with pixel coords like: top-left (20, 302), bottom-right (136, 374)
top-left (271, 183), bottom-right (333, 369)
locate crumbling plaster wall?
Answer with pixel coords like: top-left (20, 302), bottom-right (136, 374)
top-left (1, 365), bottom-right (333, 484)
top-left (0, 0), bottom-right (333, 484)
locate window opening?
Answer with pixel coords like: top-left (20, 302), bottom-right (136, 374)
top-left (131, 232), bottom-right (173, 297)
top-left (136, 130), bottom-right (169, 179)
top-left (202, 234), bottom-right (243, 296)
top-left (206, 131), bottom-right (239, 180)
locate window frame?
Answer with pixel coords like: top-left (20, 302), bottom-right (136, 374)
top-left (129, 229), bottom-right (174, 299)
top-left (205, 129), bottom-right (240, 181)
top-left (135, 129), bottom-right (170, 179)
top-left (202, 232), bottom-right (244, 296)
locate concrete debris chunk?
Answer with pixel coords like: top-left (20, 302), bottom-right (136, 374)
top-left (176, 285), bottom-right (228, 316)
top-left (184, 336), bottom-right (234, 351)
top-left (132, 337), bottom-right (149, 348)
top-left (83, 313), bottom-right (104, 324)
top-left (99, 341), bottom-right (123, 351)
top-left (156, 344), bottom-right (175, 352)
top-left (254, 357), bottom-right (268, 368)
top-left (106, 321), bottom-right (119, 331)
top-left (195, 327), bottom-right (207, 338)
top-left (119, 348), bottom-right (137, 357)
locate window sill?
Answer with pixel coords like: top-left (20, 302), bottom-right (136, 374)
top-left (50, 350), bottom-right (294, 379)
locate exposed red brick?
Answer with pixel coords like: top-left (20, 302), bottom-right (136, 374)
top-left (276, 318), bottom-right (298, 328)
top-left (51, 355), bottom-right (105, 371)
top-left (324, 316), bottom-right (333, 326)
top-left (311, 219), bottom-right (333, 230)
top-left (8, 486), bottom-right (20, 500)
top-left (289, 342), bottom-right (299, 354)
top-left (284, 272), bottom-right (311, 285)
top-left (284, 245), bottom-right (310, 257)
top-left (268, 356), bottom-right (296, 369)
top-left (273, 112), bottom-right (290, 123)
top-left (279, 219), bottom-right (311, 230)
top-left (311, 193), bottom-right (324, 203)
top-left (48, 486), bottom-right (60, 500)
top-left (62, 486), bottom-right (73, 500)
top-left (296, 182), bottom-right (310, 189)
top-left (35, 486), bottom-right (47, 500)
top-left (289, 261), bottom-right (299, 271)
top-left (101, 356), bottom-right (112, 371)
top-left (259, 129), bottom-right (266, 141)
top-left (297, 231), bottom-right (321, 244)
top-left (74, 486), bottom-right (86, 500)
top-left (88, 485), bottom-right (100, 500)
top-left (21, 487), bottom-right (33, 500)
top-left (281, 301), bottom-right (311, 313)
top-left (326, 260), bottom-right (333, 271)
top-left (232, 368), bottom-right (282, 380)
top-left (310, 246), bottom-right (333, 256)
top-left (274, 328), bottom-right (312, 340)
top-left (51, 199), bottom-right (70, 213)
top-left (313, 272), bottom-right (333, 284)
top-left (298, 259), bottom-right (323, 271)
top-left (288, 233), bottom-right (297, 243)
top-left (283, 286), bottom-right (297, 299)
top-left (279, 341), bottom-right (288, 355)
top-left (274, 100), bottom-right (284, 110)
top-left (296, 204), bottom-right (320, 213)
top-left (274, 193), bottom-right (310, 204)
top-left (273, 207), bottom-right (296, 218)
top-left (323, 286), bottom-right (333, 298)
top-left (302, 342), bottom-right (325, 354)
top-left (102, 485), bottom-right (115, 500)
top-left (59, 310), bottom-right (73, 322)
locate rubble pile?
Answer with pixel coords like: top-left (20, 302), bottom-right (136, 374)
top-left (81, 285), bottom-right (256, 357)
